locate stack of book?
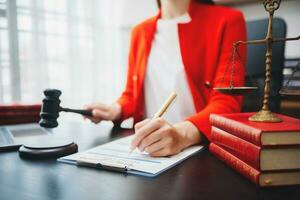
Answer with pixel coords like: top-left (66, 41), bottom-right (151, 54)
top-left (0, 104), bottom-right (41, 125)
top-left (209, 112), bottom-right (300, 187)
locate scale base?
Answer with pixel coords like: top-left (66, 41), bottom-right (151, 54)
top-left (249, 110), bottom-right (282, 123)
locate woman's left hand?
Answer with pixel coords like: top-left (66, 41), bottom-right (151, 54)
top-left (130, 118), bottom-right (202, 157)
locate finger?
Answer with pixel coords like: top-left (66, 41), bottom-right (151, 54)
top-left (144, 140), bottom-right (166, 156)
top-left (84, 115), bottom-right (101, 124)
top-left (84, 110), bottom-right (107, 124)
top-left (85, 103), bottom-right (110, 111)
top-left (89, 118), bottom-right (101, 124)
top-left (92, 109), bottom-right (110, 119)
top-left (148, 143), bottom-right (175, 157)
top-left (131, 119), bottom-right (163, 150)
top-left (134, 119), bottom-right (151, 131)
top-left (150, 149), bottom-right (170, 157)
top-left (83, 115), bottom-right (94, 121)
top-left (138, 130), bottom-right (161, 152)
top-left (84, 103), bottom-right (100, 110)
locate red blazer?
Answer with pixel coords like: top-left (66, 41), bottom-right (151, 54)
top-left (117, 1), bottom-right (246, 141)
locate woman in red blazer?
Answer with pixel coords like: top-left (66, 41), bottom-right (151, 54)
top-left (86, 0), bottom-right (246, 156)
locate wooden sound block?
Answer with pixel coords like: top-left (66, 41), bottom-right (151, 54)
top-left (19, 138), bottom-right (78, 159)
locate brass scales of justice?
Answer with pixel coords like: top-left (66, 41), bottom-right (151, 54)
top-left (214, 0), bottom-right (300, 123)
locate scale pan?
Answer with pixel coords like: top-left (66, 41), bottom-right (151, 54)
top-left (279, 88), bottom-right (300, 100)
top-left (214, 87), bottom-right (258, 95)
top-left (280, 88), bottom-right (300, 96)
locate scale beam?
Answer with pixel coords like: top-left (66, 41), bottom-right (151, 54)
top-left (234, 35), bottom-right (300, 47)
top-left (273, 35), bottom-right (300, 43)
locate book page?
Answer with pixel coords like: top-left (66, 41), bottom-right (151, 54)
top-left (59, 135), bottom-right (203, 175)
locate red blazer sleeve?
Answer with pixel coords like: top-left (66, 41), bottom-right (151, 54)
top-left (116, 28), bottom-right (139, 120)
top-left (187, 11), bottom-right (247, 141)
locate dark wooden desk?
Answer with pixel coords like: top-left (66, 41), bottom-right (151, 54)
top-left (0, 122), bottom-right (300, 200)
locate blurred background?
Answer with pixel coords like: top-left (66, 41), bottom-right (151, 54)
top-left (0, 0), bottom-right (299, 112)
top-left (0, 0), bottom-right (157, 108)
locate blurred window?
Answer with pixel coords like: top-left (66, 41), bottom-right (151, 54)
top-left (0, 0), bottom-right (130, 107)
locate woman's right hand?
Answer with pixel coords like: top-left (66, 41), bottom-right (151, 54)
top-left (84, 103), bottom-right (121, 124)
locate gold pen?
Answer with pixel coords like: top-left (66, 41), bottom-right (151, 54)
top-left (129, 92), bottom-right (177, 153)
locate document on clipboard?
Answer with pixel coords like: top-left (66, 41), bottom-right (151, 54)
top-left (58, 135), bottom-right (204, 177)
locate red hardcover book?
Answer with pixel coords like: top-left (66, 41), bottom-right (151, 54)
top-left (209, 143), bottom-right (300, 187)
top-left (211, 126), bottom-right (260, 169)
top-left (210, 113), bottom-right (300, 146)
top-left (211, 126), bottom-right (300, 171)
top-left (0, 104), bottom-right (41, 125)
top-left (0, 104), bottom-right (41, 112)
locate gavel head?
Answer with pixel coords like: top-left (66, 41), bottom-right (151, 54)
top-left (39, 89), bottom-right (62, 128)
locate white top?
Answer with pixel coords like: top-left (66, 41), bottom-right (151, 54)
top-left (144, 13), bottom-right (195, 124)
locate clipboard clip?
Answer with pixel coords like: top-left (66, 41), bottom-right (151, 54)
top-left (76, 158), bottom-right (130, 173)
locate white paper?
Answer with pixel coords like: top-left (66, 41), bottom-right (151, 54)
top-left (59, 135), bottom-right (203, 175)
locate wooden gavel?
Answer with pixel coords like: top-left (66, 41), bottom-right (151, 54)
top-left (39, 89), bottom-right (92, 128)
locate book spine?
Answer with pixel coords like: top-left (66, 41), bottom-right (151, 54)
top-left (0, 104), bottom-right (41, 112)
top-left (210, 114), bottom-right (262, 146)
top-left (0, 118), bottom-right (40, 125)
top-left (0, 111), bottom-right (40, 125)
top-left (209, 143), bottom-right (260, 185)
top-left (0, 111), bottom-right (40, 116)
top-left (211, 127), bottom-right (261, 170)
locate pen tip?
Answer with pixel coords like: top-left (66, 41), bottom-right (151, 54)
top-left (128, 146), bottom-right (135, 154)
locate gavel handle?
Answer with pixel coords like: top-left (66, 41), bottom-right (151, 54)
top-left (60, 107), bottom-right (93, 117)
